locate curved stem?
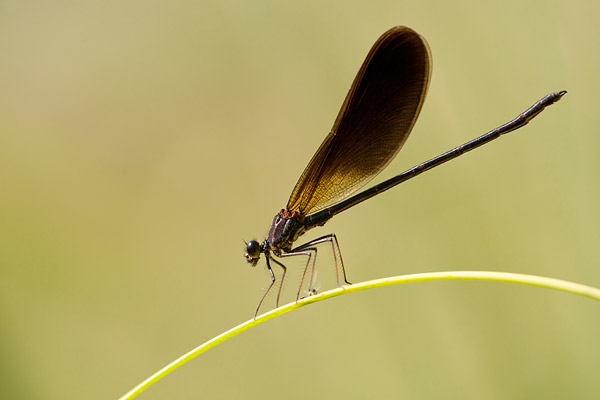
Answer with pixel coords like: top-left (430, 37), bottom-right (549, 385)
top-left (119, 270), bottom-right (600, 400)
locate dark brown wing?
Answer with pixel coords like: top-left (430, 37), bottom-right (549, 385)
top-left (286, 26), bottom-right (431, 214)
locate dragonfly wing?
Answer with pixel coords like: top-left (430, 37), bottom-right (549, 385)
top-left (286, 26), bottom-right (431, 214)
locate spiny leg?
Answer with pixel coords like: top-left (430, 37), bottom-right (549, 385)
top-left (291, 233), bottom-right (351, 287)
top-left (255, 256), bottom-right (277, 318)
top-left (276, 249), bottom-right (316, 302)
top-left (328, 234), bottom-right (350, 285)
top-left (268, 256), bottom-right (287, 308)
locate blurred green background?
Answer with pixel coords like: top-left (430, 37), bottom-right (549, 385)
top-left (1, 0), bottom-right (599, 399)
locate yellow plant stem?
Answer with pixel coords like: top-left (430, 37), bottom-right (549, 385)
top-left (119, 270), bottom-right (600, 400)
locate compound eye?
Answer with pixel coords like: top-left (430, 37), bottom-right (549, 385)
top-left (245, 240), bottom-right (261, 259)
